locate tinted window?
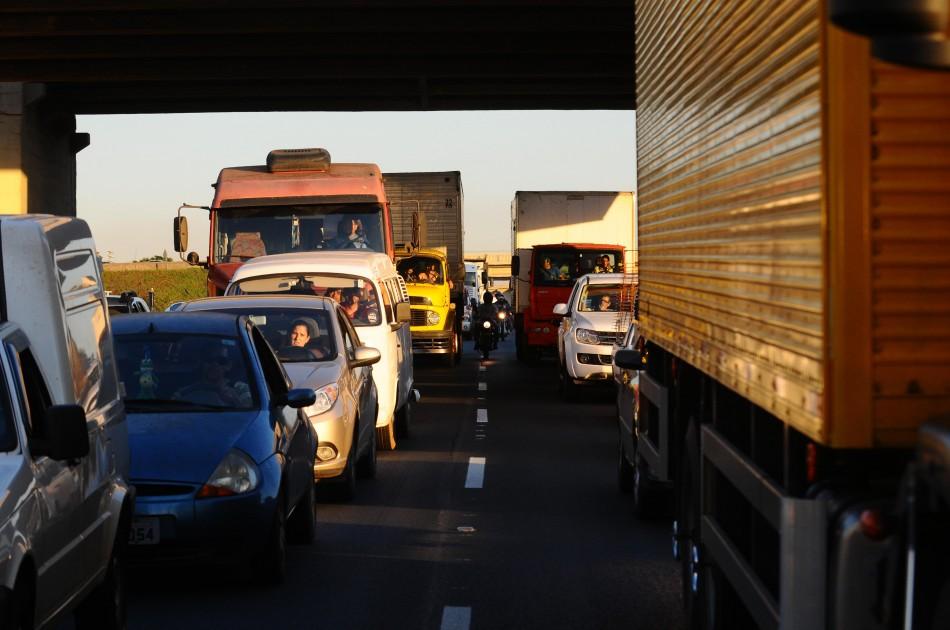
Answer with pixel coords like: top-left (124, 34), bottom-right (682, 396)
top-left (0, 354), bottom-right (18, 452)
top-left (56, 250), bottom-right (99, 294)
top-left (534, 249), bottom-right (621, 286)
top-left (229, 274), bottom-right (382, 327)
top-left (114, 334), bottom-right (257, 412)
top-left (9, 348), bottom-right (53, 449)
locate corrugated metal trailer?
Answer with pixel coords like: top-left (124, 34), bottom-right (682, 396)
top-left (629, 0), bottom-right (950, 628)
top-left (383, 172), bottom-right (464, 285)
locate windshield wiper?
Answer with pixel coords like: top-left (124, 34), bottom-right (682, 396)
top-left (123, 398), bottom-right (229, 411)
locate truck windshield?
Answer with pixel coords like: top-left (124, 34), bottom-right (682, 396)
top-left (397, 256), bottom-right (444, 285)
top-left (213, 203), bottom-right (385, 263)
top-left (534, 249), bottom-right (621, 286)
top-left (228, 274), bottom-right (382, 328)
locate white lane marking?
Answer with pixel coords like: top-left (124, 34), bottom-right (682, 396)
top-left (479, 365), bottom-right (486, 372)
top-left (477, 408), bottom-right (488, 424)
top-left (478, 382), bottom-right (487, 391)
top-left (464, 457), bottom-right (486, 488)
top-left (441, 606), bottom-right (472, 630)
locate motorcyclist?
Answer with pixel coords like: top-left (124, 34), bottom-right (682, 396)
top-left (473, 291), bottom-right (498, 351)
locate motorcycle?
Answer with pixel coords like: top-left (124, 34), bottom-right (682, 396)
top-left (496, 309), bottom-right (509, 340)
top-left (477, 318), bottom-right (496, 360)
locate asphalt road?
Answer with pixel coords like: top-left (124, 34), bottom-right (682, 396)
top-left (121, 336), bottom-right (685, 629)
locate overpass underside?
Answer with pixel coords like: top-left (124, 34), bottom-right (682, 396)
top-left (0, 1), bottom-right (635, 216)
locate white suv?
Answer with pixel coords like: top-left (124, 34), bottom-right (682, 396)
top-left (554, 273), bottom-right (627, 400)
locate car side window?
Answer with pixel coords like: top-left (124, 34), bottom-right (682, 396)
top-left (567, 282), bottom-right (581, 314)
top-left (10, 348), bottom-right (53, 449)
top-left (0, 351), bottom-right (18, 452)
top-left (250, 327), bottom-right (289, 400)
top-left (337, 313), bottom-right (357, 362)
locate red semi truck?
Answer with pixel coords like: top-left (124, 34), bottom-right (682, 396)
top-left (510, 191), bottom-right (636, 362)
top-left (173, 148), bottom-right (394, 295)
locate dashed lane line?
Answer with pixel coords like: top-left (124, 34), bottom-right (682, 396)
top-left (476, 408), bottom-right (488, 424)
top-left (478, 382), bottom-right (487, 391)
top-left (441, 606), bottom-right (472, 630)
top-left (464, 457), bottom-right (486, 489)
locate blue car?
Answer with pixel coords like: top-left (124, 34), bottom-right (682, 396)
top-left (112, 312), bottom-right (317, 583)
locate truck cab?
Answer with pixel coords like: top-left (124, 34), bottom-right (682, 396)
top-left (174, 148), bottom-right (395, 295)
top-left (396, 248), bottom-right (462, 365)
top-left (0, 215), bottom-right (132, 629)
top-left (513, 243), bottom-right (624, 362)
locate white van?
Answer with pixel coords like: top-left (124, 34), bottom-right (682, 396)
top-left (226, 251), bottom-right (416, 450)
top-left (0, 215), bottom-right (131, 629)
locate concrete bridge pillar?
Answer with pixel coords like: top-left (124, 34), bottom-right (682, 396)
top-left (0, 82), bottom-right (88, 216)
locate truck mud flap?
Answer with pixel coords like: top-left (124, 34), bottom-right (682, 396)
top-left (638, 372), bottom-right (670, 482)
top-left (701, 425), bottom-right (827, 630)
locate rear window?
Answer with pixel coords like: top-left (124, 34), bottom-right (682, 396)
top-left (114, 334), bottom-right (257, 412)
top-left (228, 274), bottom-right (382, 327)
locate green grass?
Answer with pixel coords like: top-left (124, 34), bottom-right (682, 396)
top-left (103, 268), bottom-right (207, 311)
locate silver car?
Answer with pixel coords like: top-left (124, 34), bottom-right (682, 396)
top-left (180, 296), bottom-right (380, 499)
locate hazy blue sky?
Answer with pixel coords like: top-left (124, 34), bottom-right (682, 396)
top-left (77, 110), bottom-right (636, 262)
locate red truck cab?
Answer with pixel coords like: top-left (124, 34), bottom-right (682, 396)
top-left (514, 243), bottom-right (625, 361)
top-left (175, 148), bottom-right (394, 295)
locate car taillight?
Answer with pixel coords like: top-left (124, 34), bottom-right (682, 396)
top-left (859, 508), bottom-right (888, 541)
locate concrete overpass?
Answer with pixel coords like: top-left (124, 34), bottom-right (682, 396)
top-left (0, 1), bottom-right (635, 216)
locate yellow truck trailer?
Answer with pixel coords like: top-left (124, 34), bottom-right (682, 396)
top-left (625, 1), bottom-right (950, 628)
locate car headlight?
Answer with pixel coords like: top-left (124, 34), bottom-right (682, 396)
top-left (576, 328), bottom-right (600, 344)
top-left (482, 320), bottom-right (492, 329)
top-left (498, 311), bottom-right (507, 320)
top-left (196, 449), bottom-right (260, 498)
top-left (426, 310), bottom-right (441, 326)
top-left (304, 383), bottom-right (339, 417)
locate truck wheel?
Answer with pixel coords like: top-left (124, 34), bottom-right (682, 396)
top-left (679, 420), bottom-right (706, 630)
top-left (254, 499), bottom-right (287, 586)
top-left (632, 447), bottom-right (661, 519)
top-left (395, 400), bottom-right (412, 439)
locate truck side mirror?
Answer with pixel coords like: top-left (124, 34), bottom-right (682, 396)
top-left (38, 405), bottom-right (89, 461)
top-left (186, 251), bottom-right (200, 266)
top-left (552, 303), bottom-right (568, 316)
top-left (614, 349), bottom-right (644, 370)
top-left (173, 216), bottom-right (189, 252)
top-left (511, 255), bottom-right (520, 276)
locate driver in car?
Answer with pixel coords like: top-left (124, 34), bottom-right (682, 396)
top-left (174, 344), bottom-right (251, 407)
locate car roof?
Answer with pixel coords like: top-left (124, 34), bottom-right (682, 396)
top-left (577, 273), bottom-right (626, 286)
top-left (230, 251), bottom-right (397, 282)
top-left (110, 312), bottom-right (246, 337)
top-left (180, 295), bottom-right (337, 312)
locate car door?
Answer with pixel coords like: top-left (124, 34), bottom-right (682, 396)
top-left (5, 341), bottom-right (85, 618)
top-left (249, 326), bottom-right (311, 508)
top-left (337, 311), bottom-right (374, 453)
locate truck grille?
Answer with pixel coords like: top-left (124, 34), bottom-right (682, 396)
top-left (413, 337), bottom-right (452, 351)
top-left (409, 296), bottom-right (431, 305)
top-left (411, 309), bottom-right (433, 326)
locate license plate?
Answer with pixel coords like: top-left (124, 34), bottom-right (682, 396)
top-left (128, 517), bottom-right (160, 545)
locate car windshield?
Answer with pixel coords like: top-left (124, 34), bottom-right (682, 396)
top-left (397, 256), bottom-right (444, 285)
top-left (213, 203), bottom-right (386, 263)
top-left (114, 333), bottom-right (257, 412)
top-left (228, 274), bottom-right (382, 327)
top-left (534, 249), bottom-right (621, 286)
top-left (203, 308), bottom-right (337, 363)
top-left (578, 284), bottom-right (622, 312)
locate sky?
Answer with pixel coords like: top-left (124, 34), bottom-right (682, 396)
top-left (77, 110), bottom-right (636, 262)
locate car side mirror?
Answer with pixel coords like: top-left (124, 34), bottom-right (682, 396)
top-left (173, 216), bottom-right (188, 252)
top-left (552, 303), bottom-right (568, 316)
top-left (351, 346), bottom-right (381, 368)
top-left (396, 301), bottom-right (412, 323)
top-left (614, 349), bottom-right (644, 370)
top-left (36, 405), bottom-right (89, 461)
top-left (511, 255), bottom-right (520, 276)
top-left (283, 388), bottom-right (316, 409)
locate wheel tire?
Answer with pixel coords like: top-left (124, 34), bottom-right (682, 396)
top-left (6, 572), bottom-right (34, 630)
top-left (255, 502), bottom-right (287, 586)
top-left (559, 362), bottom-right (576, 402)
top-left (357, 417), bottom-right (378, 479)
top-left (632, 451), bottom-right (659, 519)
top-left (446, 331), bottom-right (461, 366)
top-left (395, 400), bottom-right (411, 439)
top-left (482, 347), bottom-right (490, 360)
top-left (336, 435), bottom-right (358, 501)
top-left (617, 435), bottom-right (634, 494)
top-left (287, 481), bottom-right (316, 543)
top-left (75, 529), bottom-right (128, 630)
top-left (376, 421), bottom-right (397, 451)
top-left (679, 422), bottom-right (705, 630)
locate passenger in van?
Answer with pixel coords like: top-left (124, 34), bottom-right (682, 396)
top-left (342, 289), bottom-right (362, 320)
top-left (324, 287), bottom-right (343, 303)
top-left (174, 344), bottom-right (251, 408)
